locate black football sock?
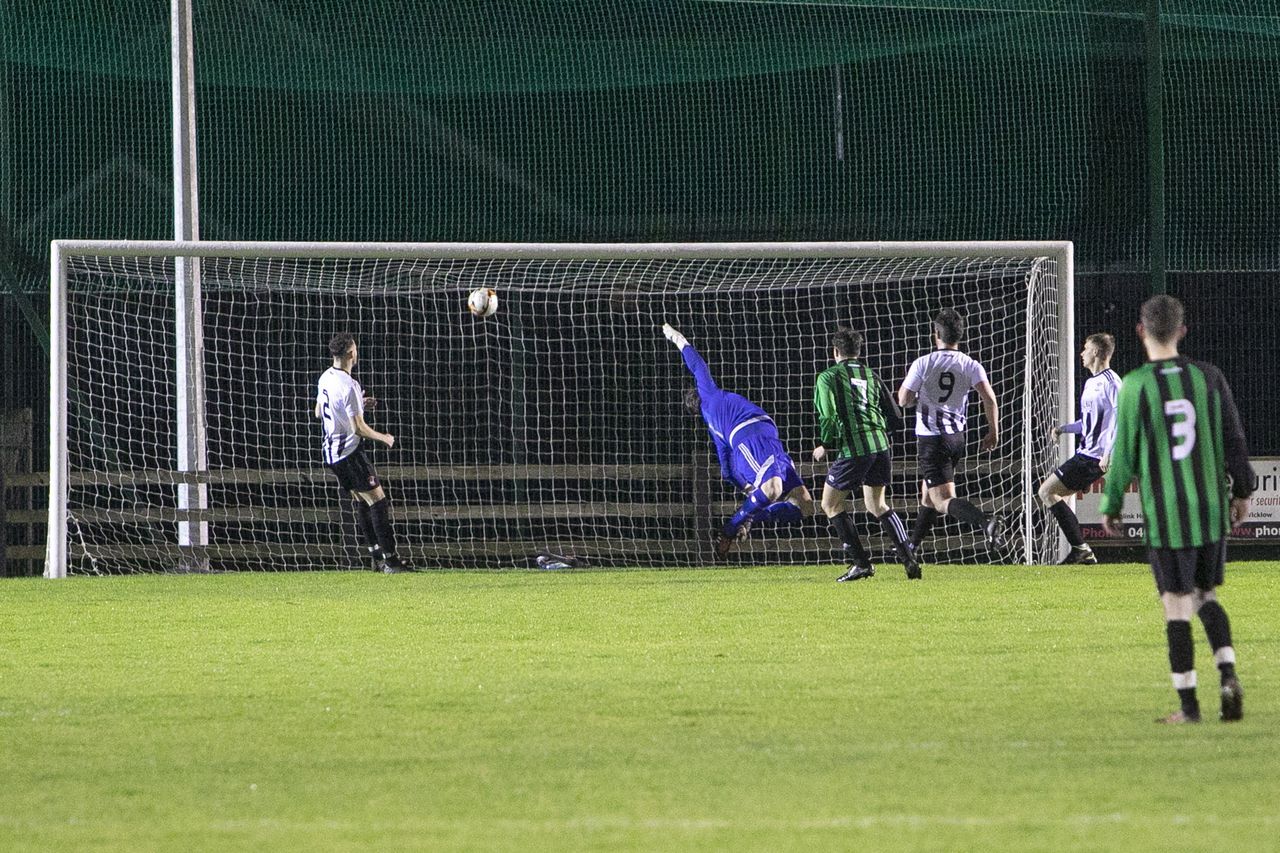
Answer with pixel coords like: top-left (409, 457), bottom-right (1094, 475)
top-left (355, 501), bottom-right (381, 558)
top-left (1197, 600), bottom-right (1236, 683)
top-left (944, 498), bottom-right (989, 530)
top-left (876, 510), bottom-right (912, 560)
top-left (911, 507), bottom-right (940, 546)
top-left (369, 497), bottom-right (398, 557)
top-left (830, 512), bottom-right (869, 565)
top-left (1166, 620), bottom-right (1199, 716)
top-left (1048, 500), bottom-right (1086, 548)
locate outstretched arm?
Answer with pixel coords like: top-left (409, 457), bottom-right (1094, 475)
top-left (663, 324), bottom-right (719, 400)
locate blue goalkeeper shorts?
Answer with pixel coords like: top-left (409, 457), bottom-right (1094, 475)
top-left (728, 423), bottom-right (805, 494)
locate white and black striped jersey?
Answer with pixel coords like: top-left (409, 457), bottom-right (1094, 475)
top-left (316, 367), bottom-right (365, 464)
top-left (1060, 368), bottom-right (1121, 460)
top-left (902, 349), bottom-right (990, 437)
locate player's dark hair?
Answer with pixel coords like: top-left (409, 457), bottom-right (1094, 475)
top-left (933, 309), bottom-right (964, 345)
top-left (328, 331), bottom-right (356, 359)
top-left (832, 328), bottom-right (863, 358)
top-left (1086, 332), bottom-right (1115, 361)
top-left (683, 386), bottom-right (701, 415)
top-left (1140, 295), bottom-right (1184, 343)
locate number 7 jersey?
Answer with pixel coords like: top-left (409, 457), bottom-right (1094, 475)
top-left (902, 349), bottom-right (990, 436)
top-left (814, 359), bottom-right (895, 458)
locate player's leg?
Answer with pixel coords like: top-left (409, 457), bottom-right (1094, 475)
top-left (783, 483), bottom-right (815, 517)
top-left (822, 457), bottom-right (873, 581)
top-left (718, 435), bottom-right (806, 553)
top-left (349, 486), bottom-right (383, 568)
top-left (863, 484), bottom-right (919, 580)
top-left (923, 434), bottom-right (1005, 548)
top-left (331, 450), bottom-right (398, 570)
top-left (911, 477), bottom-right (941, 550)
top-left (822, 485), bottom-right (872, 581)
top-left (1039, 458), bottom-right (1098, 564)
top-left (347, 453), bottom-right (414, 572)
top-left (354, 484), bottom-right (410, 572)
top-left (1153, 549), bottom-right (1201, 723)
top-left (1193, 541), bottom-right (1241, 721)
top-left (1158, 589), bottom-right (1201, 723)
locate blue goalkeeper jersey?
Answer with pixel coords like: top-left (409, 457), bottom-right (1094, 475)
top-left (681, 344), bottom-right (773, 483)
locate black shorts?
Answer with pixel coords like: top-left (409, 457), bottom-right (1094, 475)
top-left (825, 451), bottom-right (892, 492)
top-left (1054, 453), bottom-right (1104, 493)
top-left (1148, 539), bottom-right (1227, 594)
top-left (328, 448), bottom-right (381, 494)
top-left (917, 434), bottom-right (967, 487)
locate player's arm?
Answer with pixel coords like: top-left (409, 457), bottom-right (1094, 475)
top-left (1100, 379), bottom-right (1140, 535)
top-left (662, 324), bottom-right (720, 399)
top-left (812, 372), bottom-right (843, 461)
top-left (897, 358), bottom-right (923, 407)
top-left (878, 374), bottom-right (904, 430)
top-left (353, 414), bottom-right (394, 448)
top-left (346, 388), bottom-right (394, 448)
top-left (1052, 419), bottom-right (1082, 438)
top-left (975, 380), bottom-right (999, 451)
top-left (1215, 369), bottom-right (1255, 522)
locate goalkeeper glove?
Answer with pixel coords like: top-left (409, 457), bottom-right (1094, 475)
top-left (662, 323), bottom-right (689, 350)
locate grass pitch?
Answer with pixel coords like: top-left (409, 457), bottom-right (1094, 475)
top-left (3, 562), bottom-right (1277, 851)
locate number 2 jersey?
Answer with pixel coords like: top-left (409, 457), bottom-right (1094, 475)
top-left (901, 349), bottom-right (990, 437)
top-left (1099, 356), bottom-right (1254, 549)
top-left (316, 366), bottom-right (366, 465)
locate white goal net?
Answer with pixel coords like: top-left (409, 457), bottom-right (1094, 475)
top-left (47, 241), bottom-right (1071, 576)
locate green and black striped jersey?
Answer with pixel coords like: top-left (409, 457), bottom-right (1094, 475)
top-left (1099, 356), bottom-right (1254, 549)
top-left (814, 359), bottom-right (900, 459)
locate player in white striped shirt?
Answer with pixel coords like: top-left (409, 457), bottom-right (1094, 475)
top-left (897, 309), bottom-right (1006, 553)
top-left (1038, 332), bottom-right (1122, 564)
top-left (316, 331), bottom-right (415, 573)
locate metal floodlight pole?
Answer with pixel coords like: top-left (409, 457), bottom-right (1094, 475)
top-left (173, 0), bottom-right (209, 570)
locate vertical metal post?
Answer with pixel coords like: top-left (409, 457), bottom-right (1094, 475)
top-left (173, 0), bottom-right (209, 570)
top-left (45, 243), bottom-right (67, 578)
top-left (1057, 245), bottom-right (1076, 562)
top-left (832, 64), bottom-right (845, 162)
top-left (1146, 0), bottom-right (1167, 294)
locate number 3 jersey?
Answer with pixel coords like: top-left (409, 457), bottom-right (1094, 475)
top-left (316, 366), bottom-right (366, 464)
top-left (902, 349), bottom-right (990, 437)
top-left (1099, 356), bottom-right (1254, 549)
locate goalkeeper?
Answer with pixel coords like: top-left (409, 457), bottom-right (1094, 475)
top-left (662, 323), bottom-right (814, 556)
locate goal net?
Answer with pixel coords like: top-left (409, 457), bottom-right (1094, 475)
top-left (47, 241), bottom-right (1071, 576)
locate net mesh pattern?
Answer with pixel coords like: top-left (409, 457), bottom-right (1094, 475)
top-left (60, 248), bottom-right (1061, 573)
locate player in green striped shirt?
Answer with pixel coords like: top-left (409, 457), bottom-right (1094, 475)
top-left (1100, 295), bottom-right (1254, 724)
top-left (813, 328), bottom-right (919, 582)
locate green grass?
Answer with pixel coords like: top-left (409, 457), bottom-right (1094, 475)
top-left (2, 562), bottom-right (1277, 851)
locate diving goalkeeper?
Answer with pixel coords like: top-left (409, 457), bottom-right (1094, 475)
top-left (662, 323), bottom-right (814, 556)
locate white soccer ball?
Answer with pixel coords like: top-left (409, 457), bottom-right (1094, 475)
top-left (467, 287), bottom-right (498, 318)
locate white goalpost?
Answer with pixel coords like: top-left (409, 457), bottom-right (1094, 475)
top-left (46, 240), bottom-right (1073, 578)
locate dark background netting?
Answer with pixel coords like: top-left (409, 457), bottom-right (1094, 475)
top-left (3, 1), bottom-right (1278, 572)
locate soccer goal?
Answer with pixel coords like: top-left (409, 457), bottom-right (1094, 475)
top-left (46, 241), bottom-right (1072, 577)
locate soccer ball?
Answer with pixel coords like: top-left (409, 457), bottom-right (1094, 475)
top-left (467, 287), bottom-right (498, 318)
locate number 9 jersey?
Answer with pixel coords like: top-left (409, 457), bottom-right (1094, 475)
top-left (902, 350), bottom-right (990, 436)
